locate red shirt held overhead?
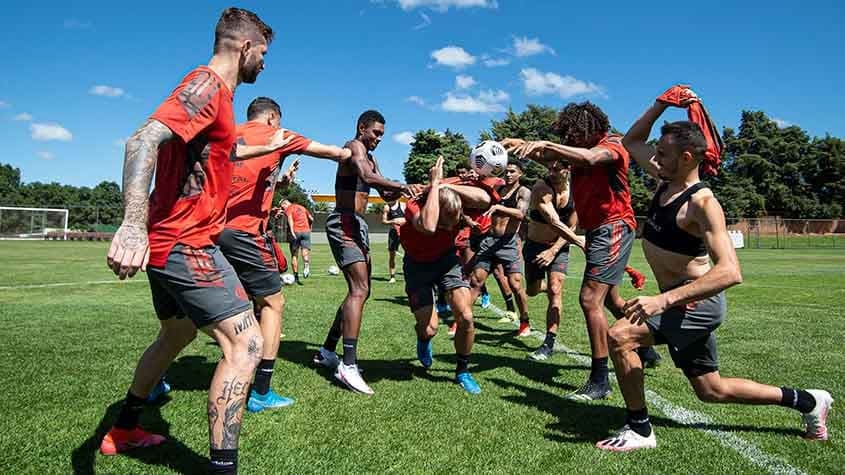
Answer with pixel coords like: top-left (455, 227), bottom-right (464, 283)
top-left (571, 134), bottom-right (637, 231)
top-left (399, 198), bottom-right (459, 263)
top-left (225, 122), bottom-right (312, 235)
top-left (285, 203), bottom-right (312, 234)
top-left (147, 66), bottom-right (235, 268)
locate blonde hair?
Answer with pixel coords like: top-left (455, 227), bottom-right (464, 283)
top-left (438, 187), bottom-right (462, 221)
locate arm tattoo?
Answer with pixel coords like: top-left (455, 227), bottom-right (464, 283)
top-left (122, 119), bottom-right (173, 226)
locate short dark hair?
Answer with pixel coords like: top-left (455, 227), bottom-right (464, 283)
top-left (507, 159), bottom-right (524, 171)
top-left (214, 8), bottom-right (274, 54)
top-left (660, 121), bottom-right (707, 159)
top-left (357, 110), bottom-right (385, 130)
top-left (247, 97), bottom-right (281, 120)
top-left (552, 101), bottom-right (610, 147)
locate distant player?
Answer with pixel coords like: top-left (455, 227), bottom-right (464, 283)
top-left (101, 9), bottom-right (274, 473)
top-left (596, 85), bottom-right (832, 451)
top-left (469, 160), bottom-right (532, 336)
top-left (314, 110), bottom-right (417, 395)
top-left (505, 102), bottom-right (660, 400)
top-left (400, 157), bottom-right (494, 394)
top-left (219, 96), bottom-right (350, 413)
top-left (382, 199), bottom-right (405, 283)
top-left (281, 198), bottom-right (314, 285)
top-left (523, 158), bottom-right (586, 360)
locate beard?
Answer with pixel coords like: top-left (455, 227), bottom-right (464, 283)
top-left (240, 58), bottom-right (262, 84)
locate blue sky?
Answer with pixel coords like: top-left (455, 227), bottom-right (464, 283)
top-left (2, 0), bottom-right (843, 194)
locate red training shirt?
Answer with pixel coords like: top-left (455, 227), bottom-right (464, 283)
top-left (399, 198), bottom-right (459, 263)
top-left (225, 122), bottom-right (312, 235)
top-left (285, 203), bottom-right (312, 234)
top-left (571, 134), bottom-right (637, 231)
top-left (147, 66), bottom-right (235, 268)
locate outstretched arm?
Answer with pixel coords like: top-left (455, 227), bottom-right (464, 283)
top-left (236, 129), bottom-right (294, 159)
top-left (107, 119), bottom-right (174, 279)
top-left (412, 157), bottom-right (445, 235)
top-left (622, 102), bottom-right (667, 179)
top-left (302, 141), bottom-right (352, 162)
top-left (535, 191), bottom-right (585, 251)
top-left (348, 142), bottom-right (407, 193)
top-left (505, 140), bottom-right (617, 168)
top-left (441, 183), bottom-right (492, 209)
top-left (485, 186), bottom-right (530, 220)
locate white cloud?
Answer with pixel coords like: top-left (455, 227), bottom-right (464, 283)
top-left (431, 46), bottom-right (476, 69)
top-left (773, 118), bottom-right (792, 128)
top-left (442, 89), bottom-right (509, 113)
top-left (455, 74), bottom-right (476, 89)
top-left (13, 113), bottom-right (33, 121)
top-left (395, 0), bottom-right (497, 11)
top-left (483, 57), bottom-right (510, 67)
top-left (89, 85), bottom-right (125, 98)
top-left (513, 36), bottom-right (555, 57)
top-left (393, 131), bottom-right (416, 145)
top-left (406, 96), bottom-right (427, 107)
top-left (64, 19), bottom-right (92, 29)
top-left (520, 68), bottom-right (603, 98)
top-left (413, 12), bottom-right (432, 29)
top-left (0, 100), bottom-right (9, 108)
top-left (30, 123), bottom-right (73, 142)
top-left (36, 151), bottom-right (55, 161)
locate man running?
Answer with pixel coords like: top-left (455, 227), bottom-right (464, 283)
top-left (523, 158), bottom-right (586, 360)
top-left (382, 198), bottom-right (405, 284)
top-left (281, 198), bottom-right (314, 285)
top-left (401, 157), bottom-right (493, 394)
top-left (313, 110), bottom-right (416, 395)
top-left (596, 85), bottom-right (832, 451)
top-left (469, 160), bottom-right (532, 336)
top-left (219, 97), bottom-right (350, 413)
top-left (505, 101), bottom-right (658, 400)
top-left (102, 9), bottom-right (274, 473)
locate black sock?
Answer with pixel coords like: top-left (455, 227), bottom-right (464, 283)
top-left (342, 338), bottom-right (358, 366)
top-left (114, 390), bottom-right (146, 429)
top-left (780, 387), bottom-right (816, 413)
top-left (626, 407), bottom-right (652, 437)
top-left (590, 357), bottom-right (609, 384)
top-left (456, 353), bottom-right (470, 374)
top-left (209, 448), bottom-right (238, 474)
top-left (543, 332), bottom-right (556, 349)
top-left (294, 272), bottom-right (300, 281)
top-left (503, 293), bottom-right (515, 312)
top-left (323, 308), bottom-right (343, 352)
top-left (481, 284), bottom-right (489, 296)
top-left (252, 359), bottom-right (275, 395)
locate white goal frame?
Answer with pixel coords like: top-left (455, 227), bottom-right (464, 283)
top-left (0, 206), bottom-right (69, 240)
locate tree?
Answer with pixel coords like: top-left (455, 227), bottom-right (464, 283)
top-left (274, 180), bottom-right (313, 213)
top-left (480, 105), bottom-right (559, 186)
top-left (403, 129), bottom-right (472, 184)
top-left (0, 164), bottom-right (21, 204)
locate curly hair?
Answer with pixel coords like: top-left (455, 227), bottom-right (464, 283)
top-left (551, 101), bottom-right (610, 148)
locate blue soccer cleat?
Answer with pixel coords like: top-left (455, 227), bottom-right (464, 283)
top-left (416, 339), bottom-right (433, 369)
top-left (456, 372), bottom-right (481, 395)
top-left (247, 389), bottom-right (295, 413)
top-left (147, 377), bottom-right (171, 403)
top-left (480, 293), bottom-right (491, 309)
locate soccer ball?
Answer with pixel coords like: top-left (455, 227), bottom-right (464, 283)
top-left (327, 265), bottom-right (340, 276)
top-left (281, 273), bottom-right (295, 285)
top-left (469, 140), bottom-right (508, 177)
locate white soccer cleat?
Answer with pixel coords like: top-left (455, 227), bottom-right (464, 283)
top-left (303, 265), bottom-right (310, 279)
top-left (596, 425), bottom-right (657, 452)
top-left (388, 277), bottom-right (396, 284)
top-left (334, 363), bottom-right (374, 395)
top-left (802, 389), bottom-right (833, 440)
top-left (312, 347), bottom-right (340, 369)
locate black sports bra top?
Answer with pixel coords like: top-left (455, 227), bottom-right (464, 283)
top-left (499, 185), bottom-right (524, 209)
top-left (529, 179), bottom-right (574, 224)
top-left (643, 182), bottom-right (708, 257)
top-left (387, 201), bottom-right (404, 220)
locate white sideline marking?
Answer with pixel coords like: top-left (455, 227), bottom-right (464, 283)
top-left (484, 303), bottom-right (805, 475)
top-left (0, 279), bottom-right (146, 290)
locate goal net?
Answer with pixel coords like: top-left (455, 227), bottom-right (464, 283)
top-left (0, 207), bottom-right (69, 240)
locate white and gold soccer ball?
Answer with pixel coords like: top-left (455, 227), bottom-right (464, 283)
top-left (327, 265), bottom-right (340, 276)
top-left (281, 273), bottom-right (296, 285)
top-left (469, 140), bottom-right (508, 177)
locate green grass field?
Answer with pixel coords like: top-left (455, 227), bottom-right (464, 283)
top-left (0, 241), bottom-right (842, 474)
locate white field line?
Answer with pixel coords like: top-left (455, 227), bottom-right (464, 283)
top-left (0, 279), bottom-right (147, 290)
top-left (484, 302), bottom-right (805, 475)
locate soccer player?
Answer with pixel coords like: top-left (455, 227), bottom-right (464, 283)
top-left (102, 8), bottom-right (274, 473)
top-left (281, 198), bottom-right (314, 285)
top-left (400, 157), bottom-right (493, 394)
top-left (314, 110), bottom-right (417, 395)
top-left (469, 161), bottom-right (532, 336)
top-left (595, 85), bottom-right (833, 451)
top-left (523, 158), bottom-right (586, 360)
top-left (381, 198), bottom-right (405, 283)
top-left (504, 102), bottom-right (658, 400)
top-left (219, 97), bottom-right (350, 413)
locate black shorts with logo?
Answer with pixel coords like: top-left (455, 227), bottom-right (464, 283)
top-left (523, 238), bottom-right (569, 283)
top-left (404, 252), bottom-right (469, 311)
top-left (326, 211), bottom-right (370, 268)
top-left (388, 228), bottom-right (401, 253)
top-left (584, 220), bottom-right (634, 286)
top-left (147, 244), bottom-right (252, 328)
top-left (218, 228), bottom-right (282, 298)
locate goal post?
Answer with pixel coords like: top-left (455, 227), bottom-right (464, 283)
top-left (0, 206), bottom-right (69, 240)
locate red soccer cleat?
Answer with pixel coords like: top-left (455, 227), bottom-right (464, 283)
top-left (517, 320), bottom-right (532, 337)
top-left (99, 426), bottom-right (166, 455)
top-left (625, 266), bottom-right (646, 290)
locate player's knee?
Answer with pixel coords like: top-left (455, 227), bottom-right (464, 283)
top-left (607, 324), bottom-right (632, 352)
top-left (160, 320), bottom-right (197, 349)
top-left (229, 330), bottom-right (264, 369)
top-left (692, 377), bottom-right (727, 403)
top-left (579, 289), bottom-right (601, 312)
top-left (349, 283), bottom-right (370, 301)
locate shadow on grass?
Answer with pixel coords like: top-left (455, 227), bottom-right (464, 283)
top-left (278, 340), bottom-right (415, 387)
top-left (71, 398), bottom-right (206, 475)
top-left (372, 295), bottom-right (409, 306)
